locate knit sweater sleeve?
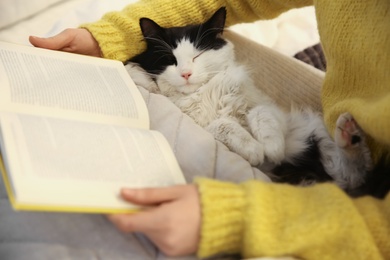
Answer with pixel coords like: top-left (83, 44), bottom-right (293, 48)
top-left (79, 0), bottom-right (312, 61)
top-left (195, 178), bottom-right (390, 259)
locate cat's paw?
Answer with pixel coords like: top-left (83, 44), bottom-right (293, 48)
top-left (334, 112), bottom-right (364, 149)
top-left (240, 140), bottom-right (265, 166)
top-left (262, 133), bottom-right (285, 164)
top-left (247, 105), bottom-right (287, 164)
top-left (206, 117), bottom-right (265, 166)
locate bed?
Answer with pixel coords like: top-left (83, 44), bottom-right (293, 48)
top-left (0, 1), bottom-right (324, 259)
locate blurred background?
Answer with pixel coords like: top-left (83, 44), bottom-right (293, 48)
top-left (0, 0), bottom-right (319, 57)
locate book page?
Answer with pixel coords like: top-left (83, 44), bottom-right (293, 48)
top-left (0, 42), bottom-right (149, 129)
top-left (0, 112), bottom-right (185, 211)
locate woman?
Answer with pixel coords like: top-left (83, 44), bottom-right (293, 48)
top-left (30, 0), bottom-right (390, 259)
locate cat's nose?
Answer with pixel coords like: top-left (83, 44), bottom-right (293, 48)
top-left (181, 72), bottom-right (192, 80)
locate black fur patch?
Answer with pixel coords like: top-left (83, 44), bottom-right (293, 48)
top-left (128, 7), bottom-right (227, 75)
top-left (349, 157), bottom-right (390, 198)
top-left (271, 135), bottom-right (333, 185)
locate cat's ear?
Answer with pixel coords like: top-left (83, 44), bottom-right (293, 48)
top-left (204, 7), bottom-right (227, 35)
top-left (139, 18), bottom-right (164, 39)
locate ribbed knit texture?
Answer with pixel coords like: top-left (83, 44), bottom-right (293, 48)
top-left (316, 0), bottom-right (390, 163)
top-left (195, 178), bottom-right (390, 259)
top-left (196, 178), bottom-right (245, 257)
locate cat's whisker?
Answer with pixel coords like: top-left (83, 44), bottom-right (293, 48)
top-left (195, 70), bottom-right (225, 77)
top-left (144, 36), bottom-right (172, 52)
top-left (196, 28), bottom-right (213, 44)
top-left (201, 65), bottom-right (226, 73)
top-left (153, 49), bottom-right (173, 56)
top-left (195, 28), bottom-right (221, 49)
top-left (194, 23), bottom-right (205, 48)
top-left (153, 53), bottom-right (175, 64)
top-left (141, 71), bottom-right (159, 78)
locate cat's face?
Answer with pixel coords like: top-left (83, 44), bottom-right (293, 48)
top-left (157, 36), bottom-right (234, 94)
top-left (131, 7), bottom-right (233, 94)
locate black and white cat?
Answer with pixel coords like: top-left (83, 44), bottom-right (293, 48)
top-left (125, 7), bottom-right (375, 194)
top-left (128, 8), bottom-right (287, 167)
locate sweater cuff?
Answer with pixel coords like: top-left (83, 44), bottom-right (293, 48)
top-left (194, 178), bottom-right (245, 258)
top-left (80, 12), bottom-right (146, 62)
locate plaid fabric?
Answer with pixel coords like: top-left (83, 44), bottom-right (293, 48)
top-left (294, 43), bottom-right (327, 71)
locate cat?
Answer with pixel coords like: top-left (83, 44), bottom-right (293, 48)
top-left (124, 7), bottom-right (380, 195)
top-left (127, 7), bottom-right (287, 167)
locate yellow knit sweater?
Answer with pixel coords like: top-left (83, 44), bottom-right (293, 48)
top-left (195, 178), bottom-right (390, 259)
top-left (81, 0), bottom-right (390, 259)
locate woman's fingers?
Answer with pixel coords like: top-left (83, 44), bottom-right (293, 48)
top-left (108, 184), bottom-right (201, 256)
top-left (110, 185), bottom-right (197, 232)
top-left (108, 208), bottom-right (161, 232)
top-left (120, 185), bottom-right (191, 205)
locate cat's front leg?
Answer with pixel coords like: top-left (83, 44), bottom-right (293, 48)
top-left (206, 117), bottom-right (264, 166)
top-left (247, 105), bottom-right (287, 164)
top-left (125, 63), bottom-right (160, 93)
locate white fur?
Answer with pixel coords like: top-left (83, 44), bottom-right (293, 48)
top-left (153, 39), bottom-right (286, 165)
top-left (125, 63), bottom-right (159, 93)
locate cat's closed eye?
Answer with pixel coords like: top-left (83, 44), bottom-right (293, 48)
top-left (192, 50), bottom-right (206, 61)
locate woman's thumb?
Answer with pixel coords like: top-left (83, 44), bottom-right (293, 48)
top-left (29, 30), bottom-right (72, 50)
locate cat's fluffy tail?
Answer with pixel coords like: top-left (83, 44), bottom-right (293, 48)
top-left (283, 109), bottom-right (325, 163)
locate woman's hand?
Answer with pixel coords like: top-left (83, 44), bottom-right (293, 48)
top-left (29, 28), bottom-right (102, 57)
top-left (108, 184), bottom-right (201, 257)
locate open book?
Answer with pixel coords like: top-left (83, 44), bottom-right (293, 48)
top-left (0, 41), bottom-right (186, 213)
